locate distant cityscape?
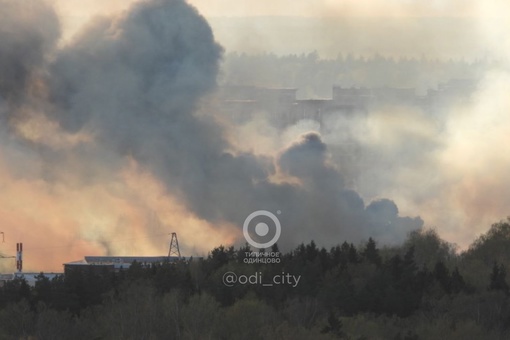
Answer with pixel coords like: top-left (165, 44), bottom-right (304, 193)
top-left (218, 78), bottom-right (478, 129)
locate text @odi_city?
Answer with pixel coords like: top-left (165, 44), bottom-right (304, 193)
top-left (223, 271), bottom-right (301, 288)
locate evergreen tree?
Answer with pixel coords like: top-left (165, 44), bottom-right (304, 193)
top-left (348, 244), bottom-right (359, 264)
top-left (434, 261), bottom-right (451, 294)
top-left (321, 311), bottom-right (344, 338)
top-left (489, 262), bottom-right (509, 293)
top-left (450, 267), bottom-right (467, 294)
top-left (363, 238), bottom-right (382, 267)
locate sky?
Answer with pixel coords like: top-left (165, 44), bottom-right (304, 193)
top-left (50, 0), bottom-right (510, 59)
top-left (0, 0), bottom-right (509, 272)
top-left (50, 0), bottom-right (498, 18)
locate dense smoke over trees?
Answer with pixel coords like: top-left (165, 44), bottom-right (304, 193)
top-left (1, 0), bottom-right (509, 338)
top-left (0, 0), bottom-right (427, 271)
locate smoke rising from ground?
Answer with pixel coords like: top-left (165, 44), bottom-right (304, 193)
top-left (211, 0), bottom-right (510, 250)
top-left (0, 0), bottom-right (424, 271)
top-left (227, 72), bottom-right (510, 249)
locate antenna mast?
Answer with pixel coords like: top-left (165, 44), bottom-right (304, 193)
top-left (168, 232), bottom-right (181, 259)
top-left (16, 243), bottom-right (23, 273)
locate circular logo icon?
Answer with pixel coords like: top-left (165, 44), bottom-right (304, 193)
top-left (243, 210), bottom-right (281, 248)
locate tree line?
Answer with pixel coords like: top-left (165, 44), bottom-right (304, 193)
top-left (2, 219), bottom-right (510, 339)
top-left (221, 51), bottom-right (500, 98)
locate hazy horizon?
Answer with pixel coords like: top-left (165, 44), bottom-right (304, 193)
top-left (1, 0), bottom-right (509, 272)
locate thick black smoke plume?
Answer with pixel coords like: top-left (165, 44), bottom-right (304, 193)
top-left (0, 0), bottom-right (422, 251)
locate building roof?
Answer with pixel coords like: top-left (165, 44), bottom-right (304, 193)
top-left (83, 256), bottom-right (184, 264)
top-left (63, 255), bottom-right (194, 268)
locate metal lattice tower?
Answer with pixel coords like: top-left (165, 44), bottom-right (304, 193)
top-left (168, 232), bottom-right (181, 259)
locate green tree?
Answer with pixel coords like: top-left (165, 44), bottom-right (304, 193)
top-left (321, 311), bottom-right (345, 338)
top-left (434, 261), bottom-right (451, 294)
top-left (489, 262), bottom-right (509, 293)
top-left (180, 293), bottom-right (222, 339)
top-left (223, 298), bottom-right (278, 340)
top-left (363, 238), bottom-right (382, 267)
top-left (0, 299), bottom-right (35, 338)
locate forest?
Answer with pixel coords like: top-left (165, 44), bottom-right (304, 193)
top-left (220, 52), bottom-right (499, 98)
top-left (2, 219), bottom-right (510, 339)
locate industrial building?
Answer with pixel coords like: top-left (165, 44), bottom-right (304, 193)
top-left (0, 233), bottom-right (193, 283)
top-left (0, 242), bottom-right (62, 287)
top-left (63, 255), bottom-right (191, 274)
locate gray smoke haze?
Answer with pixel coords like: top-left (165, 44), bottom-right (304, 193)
top-left (209, 17), bottom-right (485, 60)
top-left (204, 0), bottom-right (510, 251)
top-left (0, 0), bottom-right (423, 270)
top-left (275, 132), bottom-right (423, 246)
top-left (0, 0), bottom-right (59, 109)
